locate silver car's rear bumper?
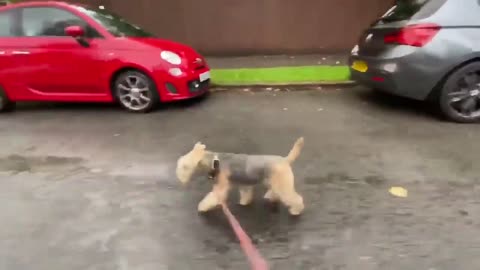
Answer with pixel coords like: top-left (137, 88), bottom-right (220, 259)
top-left (349, 55), bottom-right (440, 101)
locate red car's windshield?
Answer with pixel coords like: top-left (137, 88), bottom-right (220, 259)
top-left (73, 5), bottom-right (154, 38)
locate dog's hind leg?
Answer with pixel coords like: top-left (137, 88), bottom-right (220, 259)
top-left (263, 189), bottom-right (278, 202)
top-left (238, 186), bottom-right (254, 206)
top-left (269, 163), bottom-right (304, 216)
top-left (263, 189), bottom-right (281, 212)
top-left (198, 169), bottom-right (231, 212)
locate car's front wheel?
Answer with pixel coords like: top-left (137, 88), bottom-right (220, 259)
top-left (113, 70), bottom-right (160, 113)
top-left (0, 87), bottom-right (15, 113)
top-left (439, 62), bottom-right (480, 123)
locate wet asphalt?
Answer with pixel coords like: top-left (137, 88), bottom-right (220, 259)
top-left (1, 87), bottom-right (480, 270)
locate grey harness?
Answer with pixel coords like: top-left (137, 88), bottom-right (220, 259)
top-left (206, 153), bottom-right (280, 186)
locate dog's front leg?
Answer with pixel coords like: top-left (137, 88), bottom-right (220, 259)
top-left (198, 191), bottom-right (220, 212)
top-left (238, 186), bottom-right (254, 206)
top-left (198, 169), bottom-right (231, 212)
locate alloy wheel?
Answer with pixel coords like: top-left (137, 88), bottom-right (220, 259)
top-left (116, 75), bottom-right (152, 111)
top-left (447, 71), bottom-right (480, 119)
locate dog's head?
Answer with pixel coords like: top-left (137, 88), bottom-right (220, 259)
top-left (176, 142), bottom-right (207, 185)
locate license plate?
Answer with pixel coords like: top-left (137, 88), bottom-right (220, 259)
top-left (351, 60), bottom-right (368, 73)
top-left (199, 71), bottom-right (210, 82)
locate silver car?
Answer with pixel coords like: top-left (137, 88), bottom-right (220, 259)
top-left (349, 0), bottom-right (480, 123)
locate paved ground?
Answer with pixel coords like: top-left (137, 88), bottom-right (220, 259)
top-left (207, 54), bottom-right (348, 69)
top-left (1, 87), bottom-right (480, 270)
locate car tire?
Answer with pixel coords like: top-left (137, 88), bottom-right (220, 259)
top-left (438, 62), bottom-right (480, 123)
top-left (0, 87), bottom-right (15, 113)
top-left (113, 70), bottom-right (160, 113)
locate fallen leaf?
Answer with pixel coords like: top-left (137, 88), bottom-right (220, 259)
top-left (389, 186), bottom-right (408, 198)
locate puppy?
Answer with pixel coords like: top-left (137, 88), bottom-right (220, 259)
top-left (176, 137), bottom-right (305, 215)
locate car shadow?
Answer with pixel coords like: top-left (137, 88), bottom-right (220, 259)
top-left (9, 93), bottom-right (210, 113)
top-left (14, 102), bottom-right (120, 112)
top-left (352, 88), bottom-right (443, 121)
top-left (160, 92), bottom-right (211, 111)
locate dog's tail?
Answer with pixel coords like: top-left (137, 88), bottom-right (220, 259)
top-left (286, 137), bottom-right (304, 164)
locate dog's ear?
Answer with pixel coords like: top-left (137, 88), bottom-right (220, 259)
top-left (194, 142), bottom-right (206, 151)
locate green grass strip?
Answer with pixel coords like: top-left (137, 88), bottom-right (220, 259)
top-left (211, 65), bottom-right (350, 85)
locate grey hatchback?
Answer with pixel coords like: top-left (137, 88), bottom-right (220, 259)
top-left (349, 0), bottom-right (480, 123)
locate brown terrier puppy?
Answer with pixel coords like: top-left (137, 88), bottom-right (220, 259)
top-left (176, 137), bottom-right (305, 215)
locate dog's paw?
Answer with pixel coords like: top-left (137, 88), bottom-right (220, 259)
top-left (198, 200), bottom-right (219, 213)
top-left (288, 205), bottom-right (305, 216)
top-left (238, 200), bottom-right (252, 206)
top-left (197, 203), bottom-right (211, 213)
top-left (238, 195), bottom-right (253, 206)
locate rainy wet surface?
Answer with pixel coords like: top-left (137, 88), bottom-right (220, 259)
top-left (1, 87), bottom-right (480, 270)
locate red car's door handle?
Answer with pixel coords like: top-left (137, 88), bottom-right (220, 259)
top-left (11, 51), bottom-right (30, 55)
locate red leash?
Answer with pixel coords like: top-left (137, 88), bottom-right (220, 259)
top-left (221, 203), bottom-right (269, 270)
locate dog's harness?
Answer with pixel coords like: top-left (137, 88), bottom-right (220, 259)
top-left (210, 156), bottom-right (269, 270)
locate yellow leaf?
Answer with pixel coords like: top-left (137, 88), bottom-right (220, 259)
top-left (389, 187), bottom-right (408, 198)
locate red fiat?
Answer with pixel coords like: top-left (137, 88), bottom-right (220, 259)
top-left (0, 1), bottom-right (210, 113)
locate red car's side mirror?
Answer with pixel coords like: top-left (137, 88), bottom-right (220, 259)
top-left (65, 25), bottom-right (85, 38)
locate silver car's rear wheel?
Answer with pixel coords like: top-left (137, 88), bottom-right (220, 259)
top-left (439, 62), bottom-right (480, 123)
top-left (113, 70), bottom-right (160, 113)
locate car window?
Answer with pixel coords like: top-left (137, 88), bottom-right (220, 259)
top-left (73, 5), bottom-right (154, 38)
top-left (380, 0), bottom-right (429, 22)
top-left (378, 0), bottom-right (446, 23)
top-left (0, 10), bottom-right (14, 37)
top-left (20, 7), bottom-right (101, 38)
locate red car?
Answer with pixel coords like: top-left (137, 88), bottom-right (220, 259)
top-left (0, 1), bottom-right (210, 113)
